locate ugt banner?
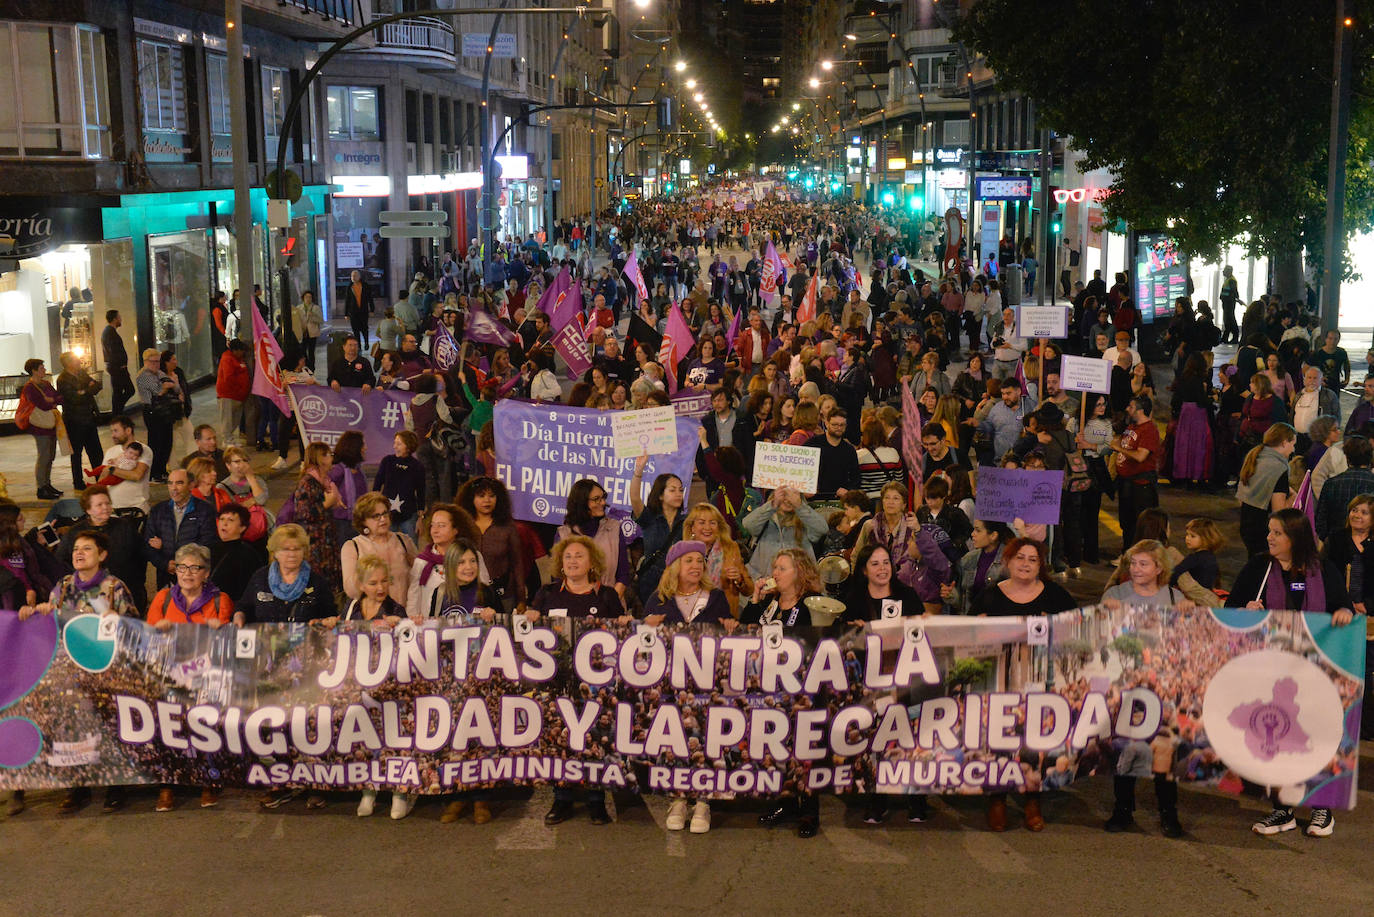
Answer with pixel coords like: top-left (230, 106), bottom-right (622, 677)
top-left (289, 384), bottom-right (416, 460)
top-left (492, 400), bottom-right (698, 525)
top-left (0, 606), bottom-right (1361, 807)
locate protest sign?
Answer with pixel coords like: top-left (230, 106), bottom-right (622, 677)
top-left (752, 442), bottom-right (821, 493)
top-left (1016, 305), bottom-right (1070, 338)
top-left (0, 607), bottom-right (1360, 809)
top-left (670, 390), bottom-right (712, 419)
top-left (611, 406), bottom-right (678, 459)
top-left (975, 466), bottom-right (1065, 524)
top-left (493, 400), bottom-right (698, 523)
top-left (1059, 353), bottom-right (1112, 393)
top-left (289, 384), bottom-right (415, 461)
top-left (552, 321), bottom-right (592, 379)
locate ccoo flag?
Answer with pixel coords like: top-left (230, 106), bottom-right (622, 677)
top-left (250, 303), bottom-right (290, 414)
top-left (759, 240), bottom-right (785, 300)
top-left (623, 250), bottom-right (650, 304)
top-left (796, 271), bottom-right (819, 325)
top-left (656, 301), bottom-right (695, 395)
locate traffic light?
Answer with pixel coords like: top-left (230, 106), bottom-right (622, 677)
top-left (803, 177), bottom-right (815, 190)
top-left (907, 193), bottom-right (924, 212)
top-left (880, 190), bottom-right (895, 208)
top-left (1050, 210), bottom-right (1063, 235)
top-left (664, 181), bottom-right (675, 194)
top-left (829, 181), bottom-right (841, 193)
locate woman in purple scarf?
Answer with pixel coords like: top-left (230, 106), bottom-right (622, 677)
top-left (1226, 508), bottom-right (1355, 839)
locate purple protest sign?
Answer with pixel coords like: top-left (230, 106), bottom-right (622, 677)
top-left (553, 322), bottom-right (592, 379)
top-left (492, 400), bottom-right (699, 524)
top-left (670, 390), bottom-right (713, 419)
top-left (975, 466), bottom-right (1065, 525)
top-left (289, 384), bottom-right (416, 464)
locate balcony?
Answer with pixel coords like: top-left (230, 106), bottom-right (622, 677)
top-left (349, 13), bottom-right (456, 69)
top-left (224, 0), bottom-right (376, 41)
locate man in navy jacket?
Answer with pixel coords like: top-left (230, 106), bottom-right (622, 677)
top-left (143, 468), bottom-right (217, 589)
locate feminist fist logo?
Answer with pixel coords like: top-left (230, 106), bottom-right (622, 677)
top-left (0, 611), bottom-right (60, 768)
top-left (1227, 677), bottom-right (1311, 761)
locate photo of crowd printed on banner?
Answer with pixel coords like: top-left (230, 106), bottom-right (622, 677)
top-left (0, 608), bottom-right (1361, 805)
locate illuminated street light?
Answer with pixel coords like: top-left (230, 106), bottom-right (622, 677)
top-left (821, 60), bottom-right (834, 71)
top-left (843, 33), bottom-right (858, 41)
top-left (693, 92), bottom-right (703, 102)
top-left (685, 79), bottom-right (696, 89)
top-left (809, 77), bottom-right (820, 88)
top-left (674, 60), bottom-right (686, 72)
top-left (792, 102), bottom-right (800, 111)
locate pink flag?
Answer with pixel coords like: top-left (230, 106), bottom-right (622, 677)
top-left (760, 240), bottom-right (784, 300)
top-left (656, 301), bottom-right (695, 395)
top-left (796, 271), bottom-right (819, 325)
top-left (465, 307), bottom-right (518, 347)
top-left (250, 303), bottom-right (290, 414)
top-left (900, 383), bottom-right (925, 493)
top-left (1291, 469), bottom-right (1317, 536)
top-left (1013, 356), bottom-right (1030, 398)
top-left (624, 250), bottom-right (649, 304)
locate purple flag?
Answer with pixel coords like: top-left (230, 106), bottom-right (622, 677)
top-left (288, 384), bottom-right (416, 463)
top-left (465, 307), bottom-right (518, 347)
top-left (432, 322), bottom-right (461, 371)
top-left (624, 250), bottom-right (649, 303)
top-left (535, 267), bottom-right (571, 318)
top-left (725, 304), bottom-right (743, 349)
top-left (553, 321), bottom-right (592, 379)
top-left (549, 274), bottom-right (584, 332)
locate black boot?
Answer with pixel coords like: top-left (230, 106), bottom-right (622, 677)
top-left (1105, 775), bottom-right (1135, 832)
top-left (758, 799), bottom-right (799, 827)
top-left (1155, 775), bottom-right (1183, 838)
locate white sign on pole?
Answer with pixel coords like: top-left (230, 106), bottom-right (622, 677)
top-left (752, 443), bottom-right (821, 493)
top-left (611, 407), bottom-right (678, 460)
top-left (335, 243), bottom-right (365, 269)
top-left (1058, 354), bottom-right (1113, 393)
top-left (462, 33), bottom-right (517, 58)
top-left (1016, 306), bottom-right (1070, 339)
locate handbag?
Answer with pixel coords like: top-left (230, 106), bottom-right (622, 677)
top-left (147, 391), bottom-right (184, 426)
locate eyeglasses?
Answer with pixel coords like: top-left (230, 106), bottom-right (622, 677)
top-left (174, 564), bottom-right (207, 574)
top-left (369, 511), bottom-right (390, 519)
top-left (588, 494), bottom-right (607, 503)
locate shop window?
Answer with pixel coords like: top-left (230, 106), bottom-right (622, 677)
top-left (943, 118), bottom-right (970, 148)
top-left (263, 66), bottom-right (289, 160)
top-left (327, 85), bottom-right (380, 140)
top-left (206, 53), bottom-right (231, 136)
top-left (138, 39), bottom-right (188, 133)
top-left (0, 22), bottom-right (109, 158)
top-left (149, 231), bottom-right (213, 383)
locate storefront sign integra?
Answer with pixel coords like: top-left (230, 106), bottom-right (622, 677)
top-left (0, 200), bottom-right (106, 258)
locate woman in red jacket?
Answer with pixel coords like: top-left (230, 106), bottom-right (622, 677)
top-left (215, 339), bottom-right (252, 446)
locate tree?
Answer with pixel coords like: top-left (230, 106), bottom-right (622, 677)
top-left (946, 657), bottom-right (994, 694)
top-left (956, 0), bottom-right (1374, 299)
top-left (1111, 634), bottom-right (1146, 670)
top-left (1053, 638), bottom-right (1095, 683)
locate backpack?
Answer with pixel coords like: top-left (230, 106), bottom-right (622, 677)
top-left (1064, 449), bottom-right (1093, 493)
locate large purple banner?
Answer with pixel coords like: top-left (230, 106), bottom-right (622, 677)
top-left (492, 400), bottom-right (699, 524)
top-left (289, 384), bottom-right (416, 462)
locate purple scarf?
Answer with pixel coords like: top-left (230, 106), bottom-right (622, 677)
top-left (72, 568), bottom-right (107, 593)
top-left (0, 552), bottom-right (33, 593)
top-left (417, 546), bottom-right (446, 586)
top-left (1263, 559), bottom-right (1324, 613)
top-left (170, 581), bottom-right (221, 620)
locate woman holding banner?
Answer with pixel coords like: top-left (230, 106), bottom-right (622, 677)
top-left (970, 537), bottom-right (1078, 832)
top-left (643, 540), bottom-right (733, 835)
top-left (293, 443), bottom-right (343, 595)
top-left (852, 483), bottom-right (951, 615)
top-left (556, 480), bottom-right (631, 599)
top-left (408, 503), bottom-right (488, 617)
top-left (534, 536), bottom-right (624, 826)
top-left (1226, 508), bottom-right (1354, 838)
top-left (15, 529), bottom-right (138, 816)
top-left (745, 548), bottom-right (826, 837)
top-left (843, 542), bottom-right (932, 826)
top-left (146, 543), bottom-right (234, 812)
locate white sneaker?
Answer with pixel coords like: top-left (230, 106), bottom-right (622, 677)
top-left (357, 790), bottom-right (376, 817)
top-left (665, 799), bottom-right (688, 831)
top-left (689, 801), bottom-right (711, 834)
top-left (390, 793), bottom-right (415, 820)
top-left (270, 457), bottom-right (289, 470)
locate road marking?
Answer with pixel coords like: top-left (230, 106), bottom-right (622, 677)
top-left (822, 818), bottom-right (907, 864)
top-left (271, 814), bottom-right (285, 839)
top-left (959, 828), bottom-right (1033, 875)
